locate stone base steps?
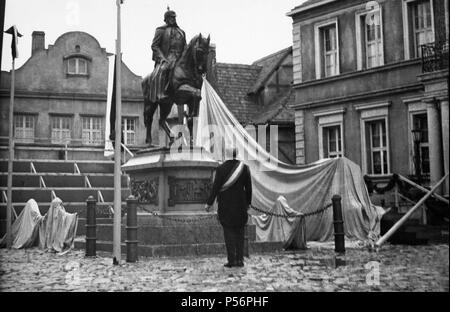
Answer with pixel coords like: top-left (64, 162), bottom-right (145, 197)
top-left (134, 212), bottom-right (221, 226)
top-left (0, 202), bottom-right (123, 219)
top-left (77, 222), bottom-right (256, 245)
top-left (73, 212), bottom-right (285, 257)
top-left (76, 218), bottom-right (114, 236)
top-left (381, 208), bottom-right (449, 245)
top-left (403, 225), bottom-right (449, 244)
top-left (0, 173), bottom-right (128, 188)
top-left (0, 188), bottom-right (130, 203)
top-left (382, 224), bottom-right (449, 245)
top-left (0, 159), bottom-right (115, 174)
top-left (73, 238), bottom-right (285, 258)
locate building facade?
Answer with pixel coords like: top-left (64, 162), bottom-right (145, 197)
top-left (288, 0), bottom-right (448, 195)
top-left (1, 31), bottom-right (296, 164)
top-left (0, 31), bottom-right (146, 160)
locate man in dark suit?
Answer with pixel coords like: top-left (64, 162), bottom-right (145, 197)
top-left (205, 148), bottom-right (252, 268)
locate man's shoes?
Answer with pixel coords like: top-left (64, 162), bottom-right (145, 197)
top-left (223, 262), bottom-right (234, 268)
top-left (235, 261), bottom-right (244, 267)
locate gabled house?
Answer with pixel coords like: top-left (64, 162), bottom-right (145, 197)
top-left (0, 31), bottom-right (145, 160)
top-left (212, 47), bottom-right (296, 164)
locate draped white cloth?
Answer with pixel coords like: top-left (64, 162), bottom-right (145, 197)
top-left (7, 199), bottom-right (43, 249)
top-left (252, 196), bottom-right (307, 249)
top-left (42, 198), bottom-right (79, 253)
top-left (0, 198), bottom-right (78, 252)
top-left (195, 78), bottom-right (384, 242)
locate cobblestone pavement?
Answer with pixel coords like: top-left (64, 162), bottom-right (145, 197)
top-left (0, 242), bottom-right (448, 292)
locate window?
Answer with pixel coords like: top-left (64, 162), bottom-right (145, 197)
top-left (403, 0), bottom-right (435, 59)
top-left (356, 102), bottom-right (391, 175)
top-left (315, 18), bottom-right (340, 79)
top-left (356, 5), bottom-right (384, 69)
top-left (51, 116), bottom-right (72, 144)
top-left (122, 117), bottom-right (137, 145)
top-left (82, 116), bottom-right (103, 145)
top-left (322, 125), bottom-right (343, 158)
top-left (413, 1), bottom-right (433, 56)
top-left (14, 114), bottom-right (35, 143)
top-left (412, 113), bottom-right (430, 176)
top-left (367, 120), bottom-right (389, 175)
top-left (366, 16), bottom-right (383, 68)
top-left (67, 57), bottom-right (88, 75)
top-left (323, 26), bottom-right (338, 77)
top-left (315, 109), bottom-right (345, 160)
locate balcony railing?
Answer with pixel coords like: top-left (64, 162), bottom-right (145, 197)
top-left (421, 41), bottom-right (449, 73)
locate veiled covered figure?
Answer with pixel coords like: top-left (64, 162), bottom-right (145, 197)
top-left (0, 197), bottom-right (78, 252)
top-left (0, 199), bottom-right (43, 249)
top-left (42, 197), bottom-right (78, 253)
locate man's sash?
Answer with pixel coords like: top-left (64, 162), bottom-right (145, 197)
top-left (220, 161), bottom-right (245, 193)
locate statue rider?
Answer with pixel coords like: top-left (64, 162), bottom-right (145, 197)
top-left (143, 8), bottom-right (186, 146)
top-left (147, 8), bottom-right (186, 105)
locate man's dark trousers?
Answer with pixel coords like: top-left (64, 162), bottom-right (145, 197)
top-left (223, 226), bottom-right (245, 265)
top-left (206, 159), bottom-right (252, 266)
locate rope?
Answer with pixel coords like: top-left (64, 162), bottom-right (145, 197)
top-left (134, 202), bottom-right (333, 224)
top-left (151, 212), bottom-right (217, 224)
top-left (138, 205), bottom-right (217, 224)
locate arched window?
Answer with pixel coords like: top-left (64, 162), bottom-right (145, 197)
top-left (64, 53), bottom-right (92, 76)
top-left (68, 57), bottom-right (87, 75)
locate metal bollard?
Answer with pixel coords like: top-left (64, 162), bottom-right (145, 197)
top-left (126, 195), bottom-right (138, 263)
top-left (332, 195), bottom-right (345, 254)
top-left (86, 196), bottom-right (97, 257)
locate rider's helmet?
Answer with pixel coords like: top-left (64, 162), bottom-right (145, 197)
top-left (164, 7), bottom-right (176, 22)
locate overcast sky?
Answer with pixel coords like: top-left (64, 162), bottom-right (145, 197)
top-left (2, 0), bottom-right (306, 77)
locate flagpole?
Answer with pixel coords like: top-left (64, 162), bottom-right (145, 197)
top-left (113, 0), bottom-right (123, 265)
top-left (6, 57), bottom-right (15, 248)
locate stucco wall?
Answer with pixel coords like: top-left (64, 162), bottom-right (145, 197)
top-left (296, 60), bottom-right (422, 105)
top-left (0, 31), bottom-right (146, 149)
top-left (303, 91), bottom-right (417, 176)
top-left (293, 0), bottom-right (409, 83)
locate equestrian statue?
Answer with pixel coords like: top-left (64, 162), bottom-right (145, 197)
top-left (142, 8), bottom-right (210, 147)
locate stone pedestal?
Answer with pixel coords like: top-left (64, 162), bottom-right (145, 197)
top-left (122, 146), bottom-right (219, 213)
top-left (105, 146), bottom-right (286, 257)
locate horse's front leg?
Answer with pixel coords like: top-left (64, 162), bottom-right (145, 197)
top-left (176, 104), bottom-right (186, 125)
top-left (159, 102), bottom-right (175, 146)
top-left (144, 100), bottom-right (158, 146)
top-left (186, 99), bottom-right (200, 148)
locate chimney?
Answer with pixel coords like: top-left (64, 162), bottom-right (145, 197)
top-left (31, 31), bottom-right (45, 55)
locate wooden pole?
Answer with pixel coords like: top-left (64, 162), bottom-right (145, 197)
top-left (376, 173), bottom-right (448, 247)
top-left (113, 0), bottom-right (123, 265)
top-left (6, 58), bottom-right (15, 248)
top-left (398, 174), bottom-right (449, 204)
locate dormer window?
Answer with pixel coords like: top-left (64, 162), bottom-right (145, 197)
top-left (68, 57), bottom-right (87, 75)
top-left (64, 50), bottom-right (92, 77)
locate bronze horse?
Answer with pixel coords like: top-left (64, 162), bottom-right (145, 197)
top-left (142, 34), bottom-right (210, 146)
